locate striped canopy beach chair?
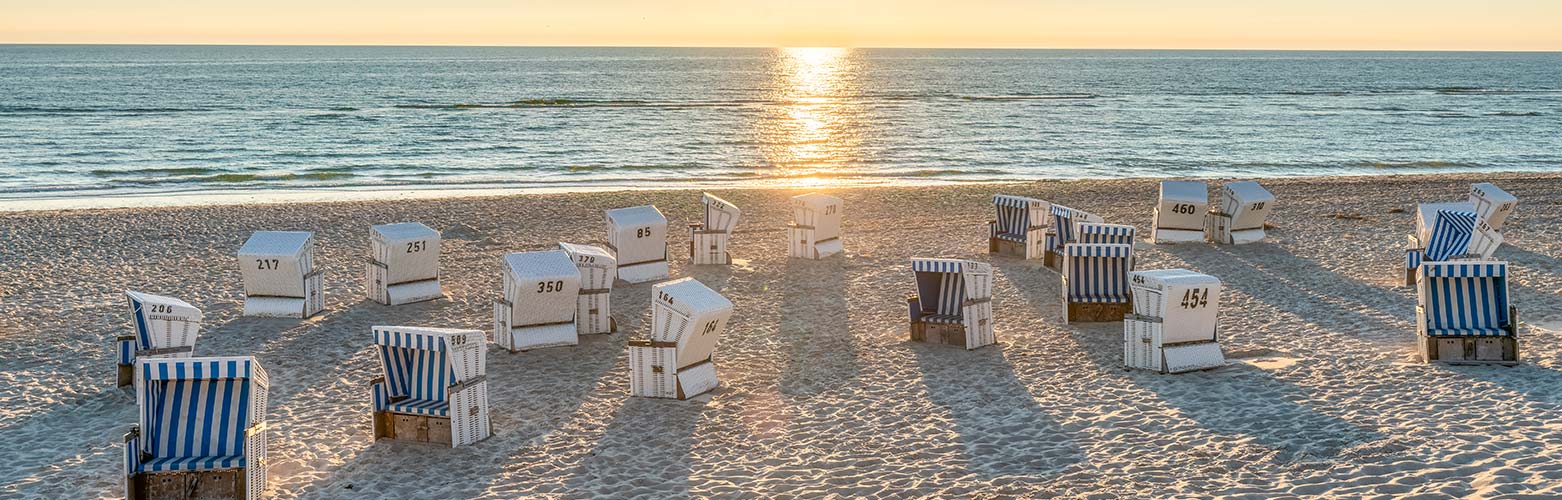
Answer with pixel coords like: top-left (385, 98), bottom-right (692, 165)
top-left (118, 290), bottom-right (202, 387)
top-left (494, 250), bottom-right (581, 351)
top-left (1124, 269), bottom-right (1225, 373)
top-left (1416, 261), bottom-right (1518, 364)
top-left (1151, 180), bottom-right (1208, 244)
top-left (1401, 209), bottom-right (1502, 286)
top-left (1042, 204), bottom-right (1103, 270)
top-left (1206, 181), bottom-right (1274, 245)
top-left (365, 222), bottom-right (443, 306)
top-left (988, 194), bottom-right (1049, 259)
top-left (370, 326), bottom-right (491, 447)
top-left (238, 231), bottom-right (323, 318)
top-left (786, 193), bottom-right (844, 260)
top-left (559, 242), bottom-right (617, 335)
top-left (605, 205), bottom-right (670, 283)
top-left (1062, 243), bottom-right (1134, 323)
top-left (906, 259), bottom-right (995, 349)
top-left (690, 192), bottom-right (742, 265)
top-left (629, 278), bottom-right (733, 399)
top-left (124, 357), bottom-right (268, 500)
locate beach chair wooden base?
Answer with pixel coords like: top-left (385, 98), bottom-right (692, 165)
top-left (1420, 336), bottom-right (1518, 365)
top-left (989, 238), bottom-right (1032, 259)
top-left (1402, 267), bottom-right (1418, 288)
top-left (1044, 250), bottom-right (1063, 270)
top-left (131, 469), bottom-right (246, 500)
top-left (118, 363), bottom-right (134, 388)
top-left (909, 321), bottom-right (973, 349)
top-left (1066, 301), bottom-right (1133, 324)
top-left (373, 411), bottom-right (454, 446)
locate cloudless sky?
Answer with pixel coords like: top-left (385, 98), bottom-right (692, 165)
top-left (3, 0), bottom-right (1560, 50)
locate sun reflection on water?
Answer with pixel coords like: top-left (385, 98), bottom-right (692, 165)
top-left (756, 47), bottom-right (862, 188)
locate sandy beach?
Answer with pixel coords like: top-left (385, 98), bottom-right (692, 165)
top-left (2, 171), bottom-right (1560, 498)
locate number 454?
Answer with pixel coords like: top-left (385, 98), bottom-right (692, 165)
top-left (1180, 288), bottom-right (1209, 309)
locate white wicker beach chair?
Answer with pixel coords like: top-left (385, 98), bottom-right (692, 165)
top-left (365, 222), bottom-right (442, 306)
top-left (905, 259), bottom-right (995, 350)
top-left (124, 357), bottom-right (268, 500)
top-left (238, 231), bottom-right (323, 318)
top-left (1468, 182), bottom-right (1517, 232)
top-left (559, 242), bottom-right (617, 335)
top-left (988, 195), bottom-right (1049, 259)
top-left (629, 277), bottom-right (733, 399)
top-left (117, 291), bottom-right (202, 387)
top-left (1124, 269), bottom-right (1225, 373)
top-left (1061, 243), bottom-right (1134, 323)
top-left (370, 326), bottom-right (491, 447)
top-left (1152, 180), bottom-right (1208, 244)
top-left (1416, 261), bottom-right (1518, 364)
top-left (1401, 209), bottom-right (1500, 286)
top-left (1206, 181), bottom-right (1274, 244)
top-left (1042, 204), bottom-right (1103, 270)
top-left (494, 250), bottom-right (581, 351)
top-left (605, 205), bottom-right (670, 283)
top-left (786, 193), bottom-right (844, 259)
top-left (690, 192), bottom-right (741, 265)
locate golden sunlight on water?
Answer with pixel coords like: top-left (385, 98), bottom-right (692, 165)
top-left (756, 47), bottom-right (863, 187)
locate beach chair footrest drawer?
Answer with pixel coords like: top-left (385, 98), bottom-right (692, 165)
top-left (135, 469), bottom-right (245, 500)
top-left (375, 411), bottom-right (453, 445)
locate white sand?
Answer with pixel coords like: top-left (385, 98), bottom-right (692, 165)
top-left (1, 172), bottom-right (1559, 498)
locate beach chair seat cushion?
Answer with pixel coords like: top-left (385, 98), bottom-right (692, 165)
top-left (994, 232), bottom-right (1027, 243)
top-left (139, 455), bottom-right (246, 473)
top-left (920, 314), bottom-right (964, 324)
top-left (1073, 292), bottom-right (1131, 304)
top-left (386, 398), bottom-right (450, 417)
top-left (1425, 327), bottom-right (1509, 337)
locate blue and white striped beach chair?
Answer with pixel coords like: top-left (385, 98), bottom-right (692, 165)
top-left (370, 326), bottom-right (491, 447)
top-left (1043, 205), bottom-right (1103, 270)
top-left (1402, 209), bottom-right (1501, 286)
top-left (1061, 243), bottom-right (1134, 323)
top-left (1076, 223), bottom-right (1137, 246)
top-left (117, 290), bottom-right (202, 387)
top-left (1416, 261), bottom-right (1518, 364)
top-left (988, 194), bottom-right (1049, 260)
top-left (906, 258), bottom-right (995, 349)
top-left (124, 357), bottom-right (268, 500)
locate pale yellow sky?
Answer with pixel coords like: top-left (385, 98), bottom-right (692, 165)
top-left (2, 0), bottom-right (1560, 50)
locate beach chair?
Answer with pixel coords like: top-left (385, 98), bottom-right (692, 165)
top-left (1061, 243), bottom-right (1134, 323)
top-left (1416, 261), bottom-right (1518, 364)
top-left (1468, 182), bottom-right (1517, 232)
top-left (1152, 180), bottom-right (1208, 244)
top-left (1206, 181), bottom-right (1274, 244)
top-left (1042, 205), bottom-right (1103, 270)
top-left (629, 277), bottom-right (733, 399)
top-left (494, 250), bottom-right (581, 351)
top-left (559, 242), bottom-right (617, 335)
top-left (124, 357), bottom-right (268, 500)
top-left (786, 193), bottom-right (844, 259)
top-left (988, 194), bottom-right (1049, 259)
top-left (1124, 269), bottom-right (1225, 373)
top-left (370, 326), bottom-right (491, 447)
top-left (605, 205), bottom-right (670, 283)
top-left (365, 222), bottom-right (443, 306)
top-left (1401, 209), bottom-right (1501, 286)
top-left (238, 231), bottom-right (323, 318)
top-left (117, 291), bottom-right (202, 387)
top-left (905, 259), bottom-right (995, 350)
top-left (690, 192), bottom-right (741, 265)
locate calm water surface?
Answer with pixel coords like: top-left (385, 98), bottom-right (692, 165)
top-left (1, 45), bottom-right (1559, 200)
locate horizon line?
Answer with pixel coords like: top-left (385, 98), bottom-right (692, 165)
top-left (3, 42), bottom-right (1561, 53)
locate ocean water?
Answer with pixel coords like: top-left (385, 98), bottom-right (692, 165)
top-left (1, 45), bottom-right (1559, 200)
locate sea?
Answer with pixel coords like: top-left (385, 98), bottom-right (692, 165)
top-left (1, 45), bottom-right (1559, 206)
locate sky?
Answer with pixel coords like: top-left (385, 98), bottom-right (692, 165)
top-left (3, 0), bottom-right (1561, 50)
